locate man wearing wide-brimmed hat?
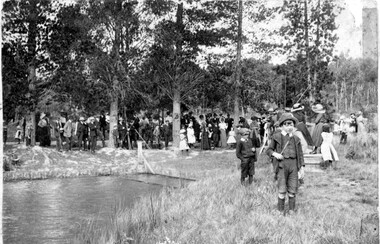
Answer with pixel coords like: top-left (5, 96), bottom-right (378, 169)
top-left (77, 116), bottom-right (88, 151)
top-left (310, 103), bottom-right (330, 154)
top-left (236, 128), bottom-right (261, 186)
top-left (266, 113), bottom-right (305, 215)
top-left (291, 103), bottom-right (314, 150)
top-left (118, 117), bottom-right (128, 149)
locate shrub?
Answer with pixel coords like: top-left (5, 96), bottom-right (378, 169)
top-left (345, 132), bottom-right (378, 161)
top-left (3, 151), bottom-right (21, 171)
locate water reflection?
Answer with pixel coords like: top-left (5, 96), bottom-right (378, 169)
top-left (4, 174), bottom-right (189, 244)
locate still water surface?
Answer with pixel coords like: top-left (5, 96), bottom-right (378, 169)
top-left (4, 174), bottom-right (187, 244)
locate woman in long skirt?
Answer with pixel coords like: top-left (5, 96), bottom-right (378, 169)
top-left (179, 127), bottom-right (190, 155)
top-left (199, 115), bottom-right (210, 150)
top-left (291, 103), bottom-right (314, 151)
top-left (311, 104), bottom-right (330, 154)
top-left (187, 123), bottom-right (196, 147)
top-left (219, 117), bottom-right (228, 148)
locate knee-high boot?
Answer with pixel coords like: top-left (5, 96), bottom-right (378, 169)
top-left (289, 196), bottom-right (296, 211)
top-left (241, 176), bottom-right (245, 185)
top-left (248, 175), bottom-right (253, 185)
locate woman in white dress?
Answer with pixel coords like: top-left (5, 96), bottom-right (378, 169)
top-left (320, 125), bottom-right (339, 169)
top-left (179, 126), bottom-right (190, 155)
top-left (186, 123), bottom-right (196, 147)
top-left (219, 117), bottom-right (228, 148)
top-left (226, 129), bottom-right (236, 149)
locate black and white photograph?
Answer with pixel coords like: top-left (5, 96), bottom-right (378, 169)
top-left (1, 0), bottom-right (378, 243)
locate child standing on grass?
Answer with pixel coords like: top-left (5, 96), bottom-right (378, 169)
top-left (266, 113), bottom-right (305, 215)
top-left (227, 129), bottom-right (236, 149)
top-left (179, 126), bottom-right (190, 156)
top-left (339, 116), bottom-right (349, 144)
top-left (186, 123), bottom-right (196, 148)
top-left (14, 125), bottom-right (22, 144)
top-left (320, 124), bottom-right (339, 169)
top-left (236, 128), bottom-right (261, 185)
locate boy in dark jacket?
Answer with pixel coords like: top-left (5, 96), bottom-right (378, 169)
top-left (266, 113), bottom-right (305, 215)
top-left (236, 128), bottom-right (261, 185)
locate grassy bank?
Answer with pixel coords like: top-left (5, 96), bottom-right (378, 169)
top-left (75, 133), bottom-right (378, 244)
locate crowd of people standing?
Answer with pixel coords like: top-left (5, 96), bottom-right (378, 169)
top-left (4, 104), bottom-right (366, 157)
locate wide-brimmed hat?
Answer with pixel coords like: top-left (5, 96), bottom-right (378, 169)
top-left (79, 117), bottom-right (85, 121)
top-left (291, 103), bottom-right (304, 112)
top-left (278, 113), bottom-right (299, 126)
top-left (311, 104), bottom-right (326, 114)
top-left (89, 117), bottom-right (95, 121)
top-left (268, 108), bottom-right (274, 112)
top-left (119, 117), bottom-right (124, 121)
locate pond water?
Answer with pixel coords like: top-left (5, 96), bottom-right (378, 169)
top-left (4, 174), bottom-right (190, 244)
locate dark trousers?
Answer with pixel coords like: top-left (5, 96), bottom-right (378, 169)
top-left (241, 157), bottom-right (255, 179)
top-left (278, 158), bottom-right (298, 194)
top-left (164, 135), bottom-right (170, 148)
top-left (340, 132), bottom-right (347, 144)
top-left (90, 136), bottom-right (97, 152)
top-left (78, 133), bottom-right (87, 150)
top-left (100, 126), bottom-right (106, 139)
top-left (65, 136), bottom-right (72, 151)
top-left (26, 138), bottom-right (31, 147)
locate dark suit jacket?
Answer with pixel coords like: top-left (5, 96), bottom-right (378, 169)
top-left (77, 122), bottom-right (88, 136)
top-left (266, 131), bottom-right (305, 174)
top-left (88, 122), bottom-right (98, 137)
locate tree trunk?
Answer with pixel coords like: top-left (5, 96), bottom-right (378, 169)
top-left (233, 0), bottom-right (243, 131)
top-left (31, 111), bottom-right (36, 146)
top-left (28, 65), bottom-right (37, 146)
top-left (344, 81), bottom-right (347, 111)
top-left (0, 47), bottom-right (3, 243)
top-left (335, 80), bottom-right (339, 111)
top-left (350, 79), bottom-right (354, 111)
top-left (313, 0), bottom-right (320, 99)
top-left (304, 0), bottom-right (312, 102)
top-left (172, 3), bottom-right (183, 150)
top-left (109, 98), bottom-right (118, 148)
top-left (172, 90), bottom-right (181, 148)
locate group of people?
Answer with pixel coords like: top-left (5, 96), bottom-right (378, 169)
top-left (234, 111), bottom-right (305, 215)
top-left (233, 102), bottom-right (364, 215)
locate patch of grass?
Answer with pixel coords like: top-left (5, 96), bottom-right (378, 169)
top-left (69, 132), bottom-right (377, 243)
top-left (74, 144), bottom-right (378, 243)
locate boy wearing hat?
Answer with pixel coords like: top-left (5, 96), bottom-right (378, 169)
top-left (236, 128), bottom-right (261, 185)
top-left (266, 113), bottom-right (305, 215)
